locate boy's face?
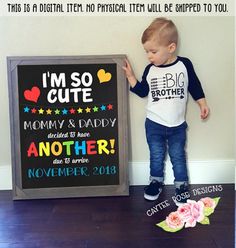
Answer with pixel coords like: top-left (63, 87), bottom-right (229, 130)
top-left (143, 38), bottom-right (176, 66)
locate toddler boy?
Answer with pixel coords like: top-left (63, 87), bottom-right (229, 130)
top-left (123, 17), bottom-right (209, 205)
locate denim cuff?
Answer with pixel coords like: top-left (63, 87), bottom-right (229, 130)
top-left (150, 176), bottom-right (164, 183)
top-left (175, 181), bottom-right (188, 188)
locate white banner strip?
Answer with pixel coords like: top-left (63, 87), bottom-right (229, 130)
top-left (0, 0), bottom-right (234, 16)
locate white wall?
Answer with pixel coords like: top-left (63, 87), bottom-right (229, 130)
top-left (0, 16), bottom-right (235, 189)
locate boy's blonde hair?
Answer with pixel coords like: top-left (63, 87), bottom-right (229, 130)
top-left (141, 17), bottom-right (178, 46)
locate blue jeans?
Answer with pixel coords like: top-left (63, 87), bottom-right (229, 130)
top-left (145, 118), bottom-right (188, 185)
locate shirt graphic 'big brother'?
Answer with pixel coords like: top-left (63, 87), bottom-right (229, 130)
top-left (149, 71), bottom-right (185, 102)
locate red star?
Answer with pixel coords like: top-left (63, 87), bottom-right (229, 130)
top-left (31, 108), bottom-right (37, 114)
top-left (107, 104), bottom-right (113, 110)
top-left (69, 108), bottom-right (76, 114)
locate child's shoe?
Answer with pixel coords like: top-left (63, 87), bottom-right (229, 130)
top-left (144, 180), bottom-right (163, 201)
top-left (173, 184), bottom-right (191, 206)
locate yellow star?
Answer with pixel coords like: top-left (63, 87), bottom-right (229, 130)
top-left (77, 108), bottom-right (83, 113)
top-left (46, 109), bottom-right (52, 115)
top-left (38, 108), bottom-right (44, 114)
top-left (85, 107), bottom-right (91, 113)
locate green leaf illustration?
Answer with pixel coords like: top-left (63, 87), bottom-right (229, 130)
top-left (204, 207), bottom-right (214, 217)
top-left (156, 220), bottom-right (183, 233)
top-left (213, 197), bottom-right (221, 208)
top-left (199, 216), bottom-right (210, 225)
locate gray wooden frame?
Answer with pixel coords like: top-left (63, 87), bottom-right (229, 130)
top-left (7, 55), bottom-right (129, 200)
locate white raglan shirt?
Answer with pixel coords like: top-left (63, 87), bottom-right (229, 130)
top-left (130, 57), bottom-right (205, 127)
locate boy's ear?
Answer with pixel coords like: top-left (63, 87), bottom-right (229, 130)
top-left (168, 43), bottom-right (177, 53)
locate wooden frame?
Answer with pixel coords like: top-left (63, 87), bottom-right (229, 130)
top-left (7, 55), bottom-right (129, 200)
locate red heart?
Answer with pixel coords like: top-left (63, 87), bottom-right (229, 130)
top-left (24, 86), bottom-right (40, 103)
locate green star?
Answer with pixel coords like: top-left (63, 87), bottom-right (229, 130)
top-left (93, 106), bottom-right (99, 112)
top-left (55, 109), bottom-right (60, 115)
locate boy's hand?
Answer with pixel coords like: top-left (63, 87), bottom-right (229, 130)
top-left (197, 98), bottom-right (210, 120)
top-left (123, 59), bottom-right (137, 88)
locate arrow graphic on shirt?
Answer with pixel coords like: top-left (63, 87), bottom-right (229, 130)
top-left (152, 95), bottom-right (184, 102)
top-left (155, 83), bottom-right (166, 87)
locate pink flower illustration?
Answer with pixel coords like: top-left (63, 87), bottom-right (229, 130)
top-left (177, 203), bottom-right (192, 221)
top-left (199, 197), bottom-right (216, 209)
top-left (165, 211), bottom-right (184, 229)
top-left (157, 197), bottom-right (220, 232)
top-left (184, 200), bottom-right (205, 228)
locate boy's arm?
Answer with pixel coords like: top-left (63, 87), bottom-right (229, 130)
top-left (123, 59), bottom-right (137, 88)
top-left (123, 59), bottom-right (149, 98)
top-left (196, 98), bottom-right (210, 120)
top-left (181, 57), bottom-right (210, 120)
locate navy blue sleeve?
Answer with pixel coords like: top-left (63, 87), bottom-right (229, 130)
top-left (129, 64), bottom-right (151, 98)
top-left (180, 57), bottom-right (205, 101)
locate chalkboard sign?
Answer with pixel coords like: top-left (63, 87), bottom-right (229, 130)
top-left (7, 55), bottom-right (129, 200)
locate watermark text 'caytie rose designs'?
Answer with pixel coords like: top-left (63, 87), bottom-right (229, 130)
top-left (146, 184), bottom-right (223, 217)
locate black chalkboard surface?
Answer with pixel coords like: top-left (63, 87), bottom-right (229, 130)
top-left (7, 55), bottom-right (129, 199)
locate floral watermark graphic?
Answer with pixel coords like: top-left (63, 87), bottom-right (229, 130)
top-left (156, 197), bottom-right (220, 232)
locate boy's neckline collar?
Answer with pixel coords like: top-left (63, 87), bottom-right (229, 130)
top-left (153, 56), bottom-right (179, 68)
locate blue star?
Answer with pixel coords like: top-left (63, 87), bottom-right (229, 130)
top-left (24, 106), bottom-right (30, 113)
top-left (100, 105), bottom-right (106, 111)
top-left (62, 108), bottom-right (68, 115)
